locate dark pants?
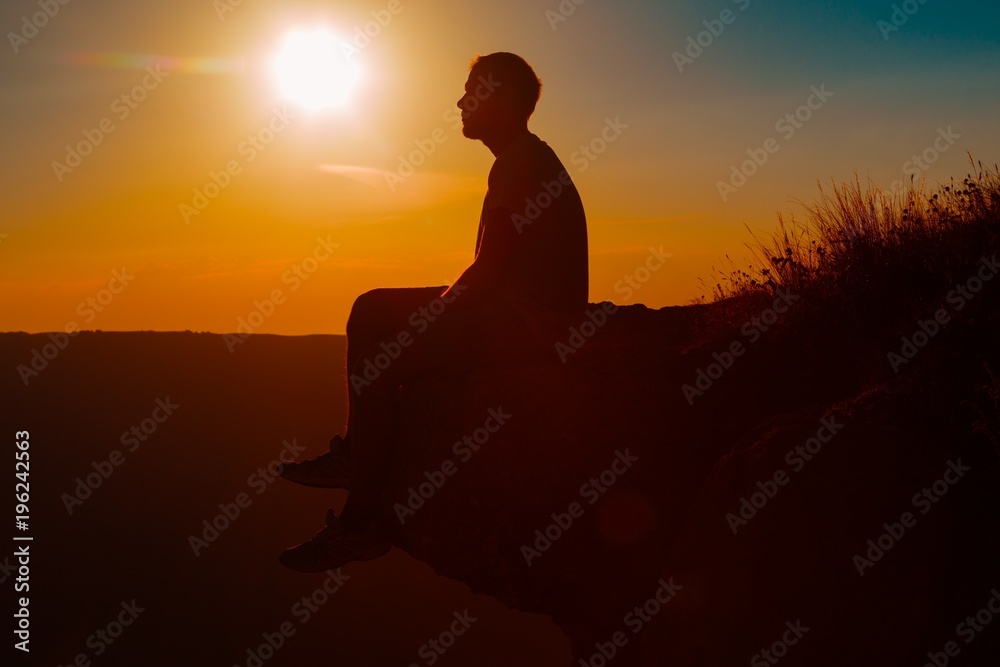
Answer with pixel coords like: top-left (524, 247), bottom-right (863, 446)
top-left (338, 286), bottom-right (542, 532)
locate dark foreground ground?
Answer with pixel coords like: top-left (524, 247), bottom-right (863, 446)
top-left (0, 331), bottom-right (567, 666)
top-left (2, 281), bottom-right (1000, 667)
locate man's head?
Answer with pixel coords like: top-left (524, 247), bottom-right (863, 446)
top-left (457, 52), bottom-right (542, 141)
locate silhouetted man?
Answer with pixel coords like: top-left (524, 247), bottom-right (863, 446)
top-left (279, 52), bottom-right (589, 572)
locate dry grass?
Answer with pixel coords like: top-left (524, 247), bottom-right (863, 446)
top-left (704, 154), bottom-right (1000, 311)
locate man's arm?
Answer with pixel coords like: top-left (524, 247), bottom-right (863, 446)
top-left (440, 206), bottom-right (520, 307)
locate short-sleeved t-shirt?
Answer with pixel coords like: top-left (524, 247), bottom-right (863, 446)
top-left (475, 131), bottom-right (590, 349)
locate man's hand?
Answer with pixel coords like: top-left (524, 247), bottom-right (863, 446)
top-left (441, 206), bottom-right (521, 305)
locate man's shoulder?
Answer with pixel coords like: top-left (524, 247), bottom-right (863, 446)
top-left (488, 133), bottom-right (570, 193)
top-left (499, 131), bottom-right (561, 163)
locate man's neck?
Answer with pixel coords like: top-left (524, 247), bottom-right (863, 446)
top-left (483, 125), bottom-right (530, 158)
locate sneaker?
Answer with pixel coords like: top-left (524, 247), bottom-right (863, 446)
top-left (279, 509), bottom-right (391, 572)
top-left (278, 435), bottom-right (352, 489)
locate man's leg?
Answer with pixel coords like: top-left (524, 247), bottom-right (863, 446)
top-left (337, 346), bottom-right (405, 534)
top-left (278, 286), bottom-right (447, 488)
top-left (338, 300), bottom-right (534, 533)
top-left (280, 300), bottom-right (540, 570)
top-left (342, 286), bottom-right (449, 446)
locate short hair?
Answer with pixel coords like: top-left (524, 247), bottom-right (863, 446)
top-left (469, 52), bottom-right (543, 120)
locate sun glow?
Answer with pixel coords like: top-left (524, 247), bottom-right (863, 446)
top-left (271, 28), bottom-right (361, 110)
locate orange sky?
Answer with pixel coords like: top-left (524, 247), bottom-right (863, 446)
top-left (2, 0), bottom-right (998, 335)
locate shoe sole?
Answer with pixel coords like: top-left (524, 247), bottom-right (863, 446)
top-left (278, 467), bottom-right (351, 490)
top-left (278, 543), bottom-right (390, 573)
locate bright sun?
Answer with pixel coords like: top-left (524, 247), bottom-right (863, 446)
top-left (271, 28), bottom-right (361, 110)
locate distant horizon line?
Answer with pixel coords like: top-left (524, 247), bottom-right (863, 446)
top-left (0, 329), bottom-right (348, 337)
top-left (0, 300), bottom-right (696, 340)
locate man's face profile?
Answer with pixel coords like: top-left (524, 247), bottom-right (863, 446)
top-left (457, 67), bottom-right (507, 139)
